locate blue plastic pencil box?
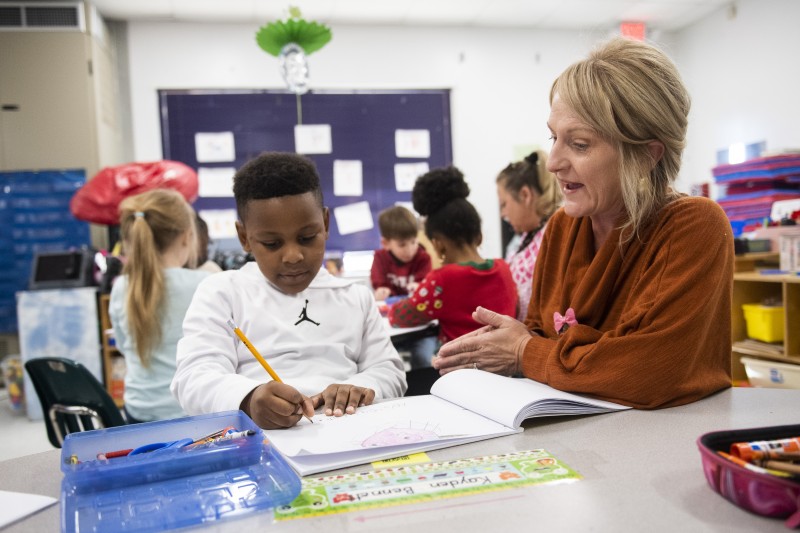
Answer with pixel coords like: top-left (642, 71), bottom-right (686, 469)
top-left (59, 410), bottom-right (301, 533)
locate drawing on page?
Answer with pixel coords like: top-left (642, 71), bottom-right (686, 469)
top-left (361, 421), bottom-right (441, 448)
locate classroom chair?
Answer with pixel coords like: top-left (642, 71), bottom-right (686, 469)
top-left (24, 356), bottom-right (127, 448)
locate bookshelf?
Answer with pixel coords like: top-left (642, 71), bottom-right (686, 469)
top-left (98, 294), bottom-right (125, 407)
top-left (731, 270), bottom-right (800, 381)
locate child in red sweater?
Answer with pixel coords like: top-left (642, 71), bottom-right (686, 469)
top-left (372, 205), bottom-right (436, 369)
top-left (389, 167), bottom-right (517, 349)
top-left (371, 206), bottom-right (431, 301)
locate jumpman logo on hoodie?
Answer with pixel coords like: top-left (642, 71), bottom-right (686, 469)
top-left (295, 299), bottom-right (320, 326)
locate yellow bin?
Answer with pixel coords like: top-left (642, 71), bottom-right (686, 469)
top-left (742, 303), bottom-right (785, 343)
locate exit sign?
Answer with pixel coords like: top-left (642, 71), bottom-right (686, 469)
top-left (620, 21), bottom-right (646, 41)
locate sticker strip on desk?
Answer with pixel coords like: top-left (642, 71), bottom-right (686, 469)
top-left (274, 449), bottom-right (581, 520)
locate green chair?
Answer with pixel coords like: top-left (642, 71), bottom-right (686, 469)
top-left (24, 356), bottom-right (126, 448)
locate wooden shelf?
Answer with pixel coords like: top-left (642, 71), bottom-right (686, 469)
top-left (731, 268), bottom-right (800, 382)
top-left (733, 252), bottom-right (779, 273)
top-left (98, 294), bottom-right (125, 408)
top-left (734, 271), bottom-right (800, 283)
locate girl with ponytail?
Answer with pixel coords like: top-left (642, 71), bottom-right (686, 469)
top-left (109, 189), bottom-right (210, 423)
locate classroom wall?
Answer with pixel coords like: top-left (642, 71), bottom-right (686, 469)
top-left (673, 0), bottom-right (800, 191)
top-left (127, 23), bottom-right (635, 258)
top-left (125, 0), bottom-right (799, 257)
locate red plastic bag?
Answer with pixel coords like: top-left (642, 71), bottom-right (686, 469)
top-left (70, 161), bottom-right (198, 225)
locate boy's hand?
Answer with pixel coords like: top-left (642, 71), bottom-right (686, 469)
top-left (311, 384), bottom-right (376, 416)
top-left (243, 381), bottom-right (315, 429)
top-left (374, 287), bottom-right (391, 301)
top-left (407, 281), bottom-right (419, 293)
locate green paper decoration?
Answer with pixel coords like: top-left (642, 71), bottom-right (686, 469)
top-left (256, 16), bottom-right (332, 57)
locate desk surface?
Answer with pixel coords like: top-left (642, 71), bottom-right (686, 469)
top-left (2, 387), bottom-right (798, 532)
top-left (384, 317), bottom-right (438, 344)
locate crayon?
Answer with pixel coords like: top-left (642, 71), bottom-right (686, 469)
top-left (717, 451), bottom-right (794, 479)
top-left (102, 448), bottom-right (134, 459)
top-left (759, 460), bottom-right (800, 476)
top-left (69, 454), bottom-right (79, 465)
top-left (730, 436), bottom-right (800, 462)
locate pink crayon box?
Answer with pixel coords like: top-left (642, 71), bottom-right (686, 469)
top-left (697, 424), bottom-right (800, 529)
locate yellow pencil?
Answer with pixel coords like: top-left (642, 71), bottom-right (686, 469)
top-left (227, 319), bottom-right (313, 423)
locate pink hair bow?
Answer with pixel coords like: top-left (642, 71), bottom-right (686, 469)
top-left (554, 307), bottom-right (578, 334)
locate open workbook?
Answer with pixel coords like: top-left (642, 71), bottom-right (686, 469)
top-left (263, 369), bottom-right (630, 476)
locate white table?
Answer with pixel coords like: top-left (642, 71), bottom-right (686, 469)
top-left (2, 387), bottom-right (798, 532)
top-left (384, 317), bottom-right (439, 344)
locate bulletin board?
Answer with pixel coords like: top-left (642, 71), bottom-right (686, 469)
top-left (158, 89), bottom-right (452, 252)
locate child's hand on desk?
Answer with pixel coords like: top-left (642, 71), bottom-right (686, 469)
top-left (244, 381), bottom-right (315, 429)
top-left (311, 384), bottom-right (376, 417)
top-left (374, 287), bottom-right (391, 301)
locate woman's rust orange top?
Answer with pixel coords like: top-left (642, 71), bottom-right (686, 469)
top-left (522, 196), bottom-right (733, 409)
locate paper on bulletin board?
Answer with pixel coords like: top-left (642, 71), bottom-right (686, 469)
top-left (333, 201), bottom-right (374, 235)
top-left (295, 124), bottom-right (332, 154)
top-left (195, 132), bottom-right (236, 163)
top-left (333, 160), bottom-right (363, 197)
top-left (395, 129), bottom-right (430, 158)
top-left (198, 167), bottom-right (236, 197)
top-left (394, 162), bottom-right (429, 191)
top-left (395, 201), bottom-right (416, 216)
top-left (198, 209), bottom-right (238, 240)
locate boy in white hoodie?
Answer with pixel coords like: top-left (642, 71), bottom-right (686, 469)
top-left (172, 152), bottom-right (407, 429)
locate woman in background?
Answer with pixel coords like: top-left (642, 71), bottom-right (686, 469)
top-left (110, 189), bottom-right (210, 422)
top-left (496, 151), bottom-right (561, 320)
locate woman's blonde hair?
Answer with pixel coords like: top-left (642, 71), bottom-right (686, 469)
top-left (118, 188), bottom-right (196, 366)
top-left (496, 150), bottom-right (561, 221)
top-left (549, 37), bottom-right (690, 242)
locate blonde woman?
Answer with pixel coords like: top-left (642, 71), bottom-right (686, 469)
top-left (109, 189), bottom-right (210, 422)
top-left (496, 151), bottom-right (561, 320)
top-left (434, 37), bottom-right (733, 409)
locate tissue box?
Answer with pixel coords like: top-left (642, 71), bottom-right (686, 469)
top-left (60, 410), bottom-right (301, 533)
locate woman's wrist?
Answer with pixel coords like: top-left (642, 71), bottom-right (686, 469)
top-left (512, 330), bottom-right (533, 375)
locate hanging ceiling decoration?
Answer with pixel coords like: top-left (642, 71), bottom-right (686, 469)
top-left (255, 6), bottom-right (332, 95)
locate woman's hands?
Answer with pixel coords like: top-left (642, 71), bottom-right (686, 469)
top-left (433, 306), bottom-right (534, 376)
top-left (311, 384), bottom-right (376, 417)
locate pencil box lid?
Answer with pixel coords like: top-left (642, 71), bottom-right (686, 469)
top-left (59, 410), bottom-right (301, 533)
top-left (697, 423), bottom-right (800, 529)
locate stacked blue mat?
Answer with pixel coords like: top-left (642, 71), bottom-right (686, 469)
top-left (713, 154), bottom-right (800, 234)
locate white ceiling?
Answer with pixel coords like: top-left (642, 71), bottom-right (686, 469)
top-left (87, 0), bottom-right (732, 31)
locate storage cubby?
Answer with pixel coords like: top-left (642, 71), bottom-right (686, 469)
top-left (731, 271), bottom-right (800, 381)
